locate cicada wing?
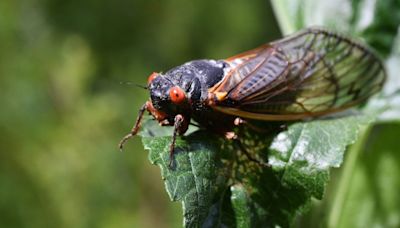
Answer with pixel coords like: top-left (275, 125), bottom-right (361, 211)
top-left (210, 27), bottom-right (386, 120)
top-left (208, 44), bottom-right (276, 95)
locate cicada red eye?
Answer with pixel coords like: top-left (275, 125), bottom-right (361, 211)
top-left (147, 72), bottom-right (159, 85)
top-left (169, 86), bottom-right (186, 104)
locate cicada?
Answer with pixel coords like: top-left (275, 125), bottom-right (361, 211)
top-left (119, 27), bottom-right (386, 164)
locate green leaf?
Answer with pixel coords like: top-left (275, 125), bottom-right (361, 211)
top-left (269, 113), bottom-right (372, 198)
top-left (142, 130), bottom-right (230, 227)
top-left (298, 123), bottom-right (400, 228)
top-left (141, 112), bottom-right (373, 227)
top-left (240, 113), bottom-right (373, 227)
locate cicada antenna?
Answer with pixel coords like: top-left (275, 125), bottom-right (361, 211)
top-left (119, 81), bottom-right (148, 90)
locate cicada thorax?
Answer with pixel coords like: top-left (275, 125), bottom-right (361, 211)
top-left (144, 59), bottom-right (229, 128)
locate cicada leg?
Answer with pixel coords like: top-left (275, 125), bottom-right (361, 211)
top-left (234, 117), bottom-right (288, 134)
top-left (168, 114), bottom-right (185, 168)
top-left (118, 102), bottom-right (149, 150)
top-left (234, 117), bottom-right (270, 133)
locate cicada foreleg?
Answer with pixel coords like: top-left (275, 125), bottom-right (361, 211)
top-left (118, 102), bottom-right (149, 150)
top-left (168, 114), bottom-right (186, 168)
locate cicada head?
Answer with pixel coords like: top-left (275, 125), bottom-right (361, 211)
top-left (147, 71), bottom-right (195, 124)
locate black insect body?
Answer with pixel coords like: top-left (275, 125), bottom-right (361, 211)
top-left (119, 27), bottom-right (386, 165)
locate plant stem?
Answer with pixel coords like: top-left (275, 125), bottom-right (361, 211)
top-left (327, 125), bottom-right (372, 228)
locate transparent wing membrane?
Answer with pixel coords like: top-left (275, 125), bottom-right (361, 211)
top-left (210, 27), bottom-right (386, 120)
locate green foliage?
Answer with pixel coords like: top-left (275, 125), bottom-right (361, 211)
top-left (143, 133), bottom-right (226, 227)
top-left (333, 123), bottom-right (400, 227)
top-left (230, 184), bottom-right (253, 227)
top-left (142, 113), bottom-right (374, 227)
top-left (140, 0), bottom-right (400, 227)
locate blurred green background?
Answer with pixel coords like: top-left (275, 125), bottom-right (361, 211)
top-left (0, 0), bottom-right (280, 227)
